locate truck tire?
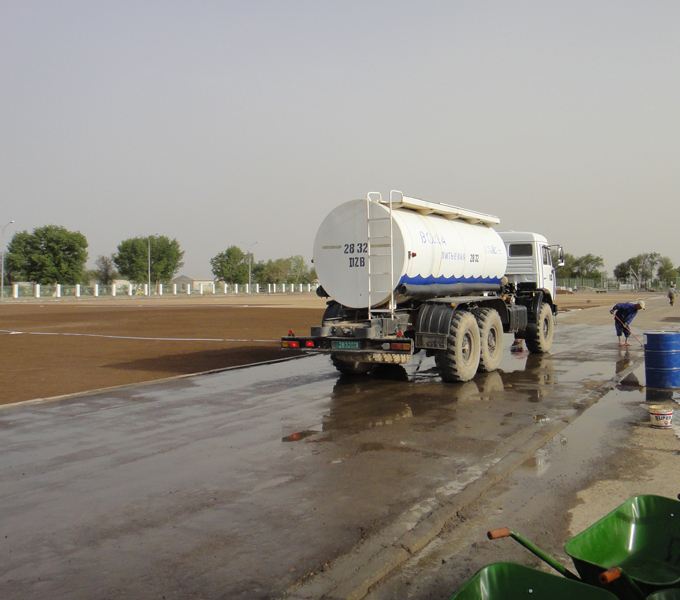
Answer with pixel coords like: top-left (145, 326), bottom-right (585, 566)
top-left (525, 303), bottom-right (554, 353)
top-left (475, 308), bottom-right (503, 372)
top-left (436, 311), bottom-right (481, 383)
top-left (331, 354), bottom-right (373, 375)
top-left (322, 300), bottom-right (344, 324)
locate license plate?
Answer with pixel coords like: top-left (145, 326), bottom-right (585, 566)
top-left (332, 340), bottom-right (361, 350)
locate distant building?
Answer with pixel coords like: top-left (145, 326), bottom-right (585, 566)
top-left (171, 275), bottom-right (216, 291)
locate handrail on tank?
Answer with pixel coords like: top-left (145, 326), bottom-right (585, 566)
top-left (366, 191), bottom-right (382, 203)
top-left (381, 192), bottom-right (500, 226)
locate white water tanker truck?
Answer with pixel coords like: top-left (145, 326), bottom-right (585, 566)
top-left (281, 191), bottom-right (563, 382)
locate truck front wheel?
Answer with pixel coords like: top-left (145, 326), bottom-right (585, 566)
top-left (525, 303), bottom-right (554, 353)
top-left (475, 308), bottom-right (503, 372)
top-left (436, 311), bottom-right (481, 383)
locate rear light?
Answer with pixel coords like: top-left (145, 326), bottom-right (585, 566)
top-left (390, 343), bottom-right (411, 351)
top-left (282, 340), bottom-right (300, 348)
top-left (305, 341), bottom-right (315, 348)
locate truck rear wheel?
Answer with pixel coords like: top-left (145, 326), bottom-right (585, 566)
top-left (322, 300), bottom-right (344, 324)
top-left (475, 308), bottom-right (503, 372)
top-left (436, 311), bottom-right (481, 383)
top-left (525, 303), bottom-right (554, 353)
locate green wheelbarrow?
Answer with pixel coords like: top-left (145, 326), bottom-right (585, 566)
top-left (567, 495), bottom-right (680, 599)
top-left (488, 495), bottom-right (680, 600)
top-left (448, 562), bottom-right (619, 600)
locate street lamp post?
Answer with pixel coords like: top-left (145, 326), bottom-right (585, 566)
top-left (240, 241), bottom-right (259, 293)
top-left (1, 220), bottom-right (15, 301)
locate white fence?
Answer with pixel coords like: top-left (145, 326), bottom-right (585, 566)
top-left (2, 282), bottom-right (320, 299)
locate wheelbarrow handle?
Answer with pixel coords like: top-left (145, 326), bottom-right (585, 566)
top-left (599, 567), bottom-right (621, 584)
top-left (599, 566), bottom-right (646, 600)
top-left (487, 527), bottom-right (511, 540)
top-left (486, 527), bottom-right (580, 581)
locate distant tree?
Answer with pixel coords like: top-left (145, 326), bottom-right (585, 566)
top-left (6, 225), bottom-right (88, 284)
top-left (614, 253), bottom-right (662, 286)
top-left (639, 252), bottom-right (661, 285)
top-left (257, 258), bottom-right (289, 284)
top-left (210, 246), bottom-right (249, 284)
top-left (94, 254), bottom-right (120, 285)
top-left (288, 255), bottom-right (315, 283)
top-left (571, 254), bottom-right (605, 279)
top-left (256, 255), bottom-right (315, 284)
top-left (81, 269), bottom-right (98, 285)
top-left (251, 261), bottom-right (266, 284)
top-left (1, 251), bottom-right (18, 285)
top-left (657, 256), bottom-right (678, 283)
top-left (554, 252), bottom-right (603, 279)
top-left (114, 235), bottom-right (184, 285)
top-left (553, 252), bottom-right (577, 278)
top-left (613, 261), bottom-right (633, 283)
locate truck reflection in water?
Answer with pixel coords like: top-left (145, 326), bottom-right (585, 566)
top-left (282, 352), bottom-right (558, 442)
top-left (497, 353), bottom-right (557, 403)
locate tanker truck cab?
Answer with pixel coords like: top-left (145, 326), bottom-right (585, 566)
top-left (498, 231), bottom-right (562, 302)
top-left (282, 191), bottom-right (563, 383)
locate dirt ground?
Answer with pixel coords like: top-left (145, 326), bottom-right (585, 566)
top-left (0, 291), bottom-right (658, 405)
top-left (0, 295), bottom-right (326, 404)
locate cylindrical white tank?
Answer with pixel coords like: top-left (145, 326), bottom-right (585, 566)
top-left (313, 198), bottom-right (507, 309)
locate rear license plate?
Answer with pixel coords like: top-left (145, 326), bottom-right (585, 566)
top-left (332, 340), bottom-right (361, 350)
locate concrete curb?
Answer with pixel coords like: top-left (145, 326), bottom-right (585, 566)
top-left (284, 358), bottom-right (644, 600)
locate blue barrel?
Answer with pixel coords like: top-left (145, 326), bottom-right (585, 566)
top-left (644, 331), bottom-right (680, 388)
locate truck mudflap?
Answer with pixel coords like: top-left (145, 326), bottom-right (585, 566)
top-left (281, 335), bottom-right (413, 363)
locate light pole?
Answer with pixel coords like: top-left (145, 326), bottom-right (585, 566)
top-left (240, 241), bottom-right (259, 293)
top-left (148, 232), bottom-right (158, 295)
top-left (1, 220), bottom-right (15, 301)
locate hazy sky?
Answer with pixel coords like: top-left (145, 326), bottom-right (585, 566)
top-left (2, 1), bottom-right (679, 279)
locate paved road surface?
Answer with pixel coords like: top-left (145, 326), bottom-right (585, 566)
top-left (2, 294), bottom-right (677, 600)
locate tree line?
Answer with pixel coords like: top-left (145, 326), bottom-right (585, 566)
top-left (554, 251), bottom-right (679, 286)
top-left (2, 227), bottom-right (314, 286)
top-left (210, 246), bottom-right (316, 285)
top-left (2, 225), bottom-right (676, 288)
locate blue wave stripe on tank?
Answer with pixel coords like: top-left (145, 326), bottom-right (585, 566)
top-left (398, 274), bottom-right (502, 286)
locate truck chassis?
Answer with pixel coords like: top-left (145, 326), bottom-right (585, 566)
top-left (282, 283), bottom-right (556, 382)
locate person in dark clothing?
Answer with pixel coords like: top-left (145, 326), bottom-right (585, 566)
top-left (610, 301), bottom-right (645, 346)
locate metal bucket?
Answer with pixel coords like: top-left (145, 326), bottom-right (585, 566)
top-left (644, 331), bottom-right (680, 388)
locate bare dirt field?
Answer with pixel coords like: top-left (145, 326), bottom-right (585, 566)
top-left (0, 295), bottom-right (326, 404)
top-left (0, 290), bottom-right (659, 405)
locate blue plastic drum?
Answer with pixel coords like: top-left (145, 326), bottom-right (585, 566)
top-left (644, 331), bottom-right (680, 388)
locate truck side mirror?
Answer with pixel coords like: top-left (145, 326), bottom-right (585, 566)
top-left (557, 247), bottom-right (565, 267)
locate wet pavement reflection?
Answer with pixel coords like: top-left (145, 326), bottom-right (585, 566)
top-left (0, 324), bottom-right (642, 600)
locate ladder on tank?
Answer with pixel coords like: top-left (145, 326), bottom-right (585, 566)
top-left (366, 191), bottom-right (395, 320)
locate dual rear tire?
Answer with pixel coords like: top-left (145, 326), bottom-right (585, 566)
top-left (436, 311), bottom-right (481, 383)
top-left (435, 308), bottom-right (505, 383)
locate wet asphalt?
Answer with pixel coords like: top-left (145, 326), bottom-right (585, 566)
top-left (0, 318), bottom-right (662, 600)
